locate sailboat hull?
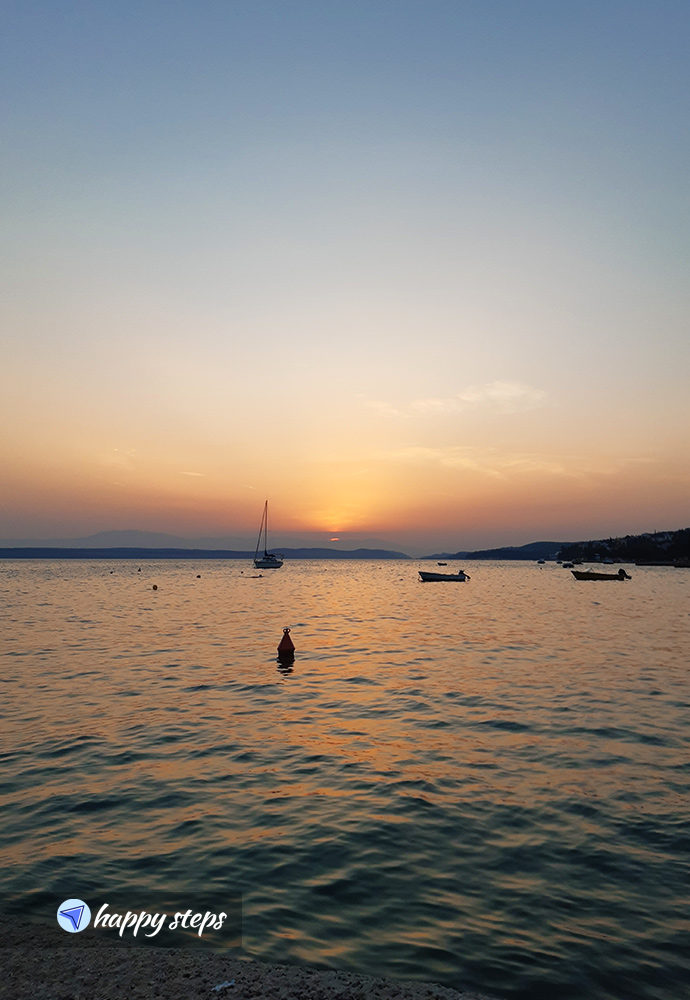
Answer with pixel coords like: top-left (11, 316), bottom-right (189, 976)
top-left (254, 556), bottom-right (283, 569)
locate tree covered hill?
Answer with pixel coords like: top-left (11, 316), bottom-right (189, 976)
top-left (558, 528), bottom-right (690, 565)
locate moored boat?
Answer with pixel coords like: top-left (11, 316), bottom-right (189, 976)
top-left (419, 569), bottom-right (470, 582)
top-left (571, 568), bottom-right (631, 581)
top-left (253, 501), bottom-right (284, 569)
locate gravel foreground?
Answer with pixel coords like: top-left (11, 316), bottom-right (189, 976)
top-left (1, 921), bottom-right (500, 1000)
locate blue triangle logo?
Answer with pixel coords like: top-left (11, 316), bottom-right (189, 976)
top-left (59, 905), bottom-right (84, 931)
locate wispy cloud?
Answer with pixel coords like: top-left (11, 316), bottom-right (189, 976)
top-left (382, 445), bottom-right (672, 485)
top-left (412, 381), bottom-right (547, 415)
top-left (383, 444), bottom-right (574, 478)
top-left (367, 381), bottom-right (547, 420)
top-left (366, 400), bottom-right (401, 418)
top-left (102, 448), bottom-right (137, 473)
top-left (180, 471), bottom-right (205, 477)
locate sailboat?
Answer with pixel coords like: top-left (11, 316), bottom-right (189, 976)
top-left (253, 501), bottom-right (284, 569)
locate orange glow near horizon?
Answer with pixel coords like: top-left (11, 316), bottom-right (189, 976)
top-left (3, 436), bottom-right (688, 553)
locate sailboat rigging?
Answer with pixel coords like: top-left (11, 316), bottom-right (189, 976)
top-left (253, 501), bottom-right (284, 569)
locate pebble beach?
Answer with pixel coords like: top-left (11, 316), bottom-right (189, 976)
top-left (1, 921), bottom-right (497, 1000)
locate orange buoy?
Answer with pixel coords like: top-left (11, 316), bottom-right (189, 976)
top-left (277, 626), bottom-right (295, 659)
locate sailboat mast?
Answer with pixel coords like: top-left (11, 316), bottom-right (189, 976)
top-left (263, 501), bottom-right (269, 556)
top-left (254, 501), bottom-right (268, 560)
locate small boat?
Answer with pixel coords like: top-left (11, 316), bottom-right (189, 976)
top-left (437, 561), bottom-right (447, 566)
top-left (419, 569), bottom-right (470, 582)
top-left (571, 568), bottom-right (631, 581)
top-left (253, 501), bottom-right (284, 569)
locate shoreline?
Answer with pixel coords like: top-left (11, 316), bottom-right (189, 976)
top-left (2, 921), bottom-right (499, 1000)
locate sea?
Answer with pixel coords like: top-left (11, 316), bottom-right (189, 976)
top-left (1, 558), bottom-right (688, 1000)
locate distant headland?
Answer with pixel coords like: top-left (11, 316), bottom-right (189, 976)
top-left (426, 527), bottom-right (690, 565)
top-left (0, 545), bottom-right (411, 561)
top-left (0, 529), bottom-right (408, 560)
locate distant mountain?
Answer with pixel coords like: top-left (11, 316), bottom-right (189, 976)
top-left (0, 529), bottom-right (409, 554)
top-left (281, 547), bottom-right (410, 560)
top-left (0, 544), bottom-right (411, 560)
top-left (424, 540), bottom-right (564, 561)
top-left (0, 530), bottom-right (246, 549)
top-left (6, 526), bottom-right (687, 563)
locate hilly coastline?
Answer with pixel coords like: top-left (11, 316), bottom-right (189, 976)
top-left (0, 545), bottom-right (411, 561)
top-left (0, 530), bottom-right (409, 560)
top-left (1, 528), bottom-right (688, 563)
top-left (427, 528), bottom-right (690, 564)
top-left (425, 540), bottom-right (562, 561)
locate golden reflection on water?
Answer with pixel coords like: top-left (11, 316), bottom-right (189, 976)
top-left (1, 559), bottom-right (688, 998)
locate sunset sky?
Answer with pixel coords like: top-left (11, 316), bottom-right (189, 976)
top-left (2, 1), bottom-right (688, 554)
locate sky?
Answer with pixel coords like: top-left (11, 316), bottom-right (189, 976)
top-left (2, 0), bottom-right (689, 555)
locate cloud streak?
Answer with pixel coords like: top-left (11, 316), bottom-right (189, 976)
top-left (382, 444), bottom-right (571, 478)
top-left (368, 381), bottom-right (547, 419)
top-left (411, 381), bottom-right (547, 415)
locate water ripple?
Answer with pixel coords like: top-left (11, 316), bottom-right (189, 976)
top-left (0, 559), bottom-right (688, 1000)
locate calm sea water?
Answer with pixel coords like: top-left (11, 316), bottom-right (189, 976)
top-left (1, 559), bottom-right (688, 999)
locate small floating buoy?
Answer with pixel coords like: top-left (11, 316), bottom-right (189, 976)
top-left (196, 574), bottom-right (201, 578)
top-left (277, 626), bottom-right (295, 662)
top-left (152, 584), bottom-right (158, 591)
